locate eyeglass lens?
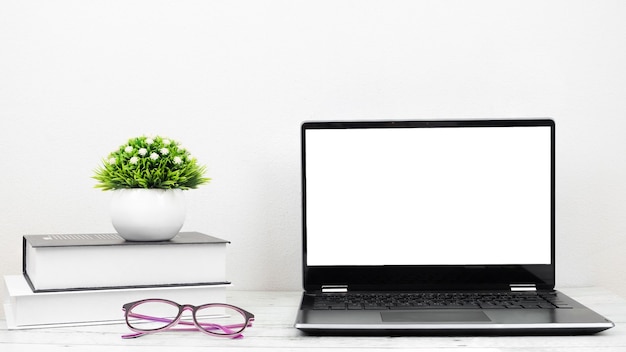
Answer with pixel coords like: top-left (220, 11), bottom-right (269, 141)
top-left (127, 300), bottom-right (180, 330)
top-left (195, 305), bottom-right (247, 335)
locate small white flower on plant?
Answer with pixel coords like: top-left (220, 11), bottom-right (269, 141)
top-left (150, 152), bottom-right (159, 160)
top-left (138, 148), bottom-right (147, 156)
top-left (160, 148), bottom-right (169, 155)
top-left (146, 138), bottom-right (154, 145)
top-left (173, 156), bottom-right (183, 165)
top-left (163, 139), bottom-right (171, 146)
top-left (108, 157), bottom-right (116, 165)
top-left (124, 146), bottom-right (133, 153)
top-left (129, 156), bottom-right (139, 165)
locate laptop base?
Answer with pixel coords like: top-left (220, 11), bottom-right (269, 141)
top-left (295, 290), bottom-right (614, 336)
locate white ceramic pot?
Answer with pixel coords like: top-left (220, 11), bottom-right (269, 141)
top-left (110, 189), bottom-right (186, 241)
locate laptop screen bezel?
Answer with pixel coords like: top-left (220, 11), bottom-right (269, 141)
top-left (301, 119), bottom-right (556, 292)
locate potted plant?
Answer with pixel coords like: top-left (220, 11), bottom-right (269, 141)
top-left (93, 135), bottom-right (210, 241)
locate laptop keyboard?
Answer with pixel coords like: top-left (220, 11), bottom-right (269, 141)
top-left (311, 292), bottom-right (571, 310)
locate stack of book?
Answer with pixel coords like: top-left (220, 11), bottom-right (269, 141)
top-left (2, 231), bottom-right (230, 329)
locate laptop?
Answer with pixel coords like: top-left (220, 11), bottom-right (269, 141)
top-left (295, 119), bottom-right (614, 335)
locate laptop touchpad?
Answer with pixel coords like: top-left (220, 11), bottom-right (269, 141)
top-left (381, 311), bottom-right (491, 323)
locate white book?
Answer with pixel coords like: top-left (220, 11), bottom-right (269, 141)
top-left (3, 275), bottom-right (231, 329)
top-left (23, 232), bottom-right (229, 292)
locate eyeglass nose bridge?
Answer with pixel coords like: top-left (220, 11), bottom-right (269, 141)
top-left (176, 304), bottom-right (203, 321)
top-left (179, 304), bottom-right (197, 312)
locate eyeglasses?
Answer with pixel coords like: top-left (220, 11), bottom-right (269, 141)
top-left (121, 299), bottom-right (255, 339)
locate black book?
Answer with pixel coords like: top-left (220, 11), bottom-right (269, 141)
top-left (23, 231), bottom-right (229, 292)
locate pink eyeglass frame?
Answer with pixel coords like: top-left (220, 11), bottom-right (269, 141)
top-left (122, 298), bottom-right (255, 339)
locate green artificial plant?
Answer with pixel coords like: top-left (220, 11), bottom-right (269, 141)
top-left (93, 135), bottom-right (210, 190)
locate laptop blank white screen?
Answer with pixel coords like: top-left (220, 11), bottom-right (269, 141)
top-left (305, 125), bottom-right (552, 266)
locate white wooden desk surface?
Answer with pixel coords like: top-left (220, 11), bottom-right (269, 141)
top-left (1, 287), bottom-right (625, 352)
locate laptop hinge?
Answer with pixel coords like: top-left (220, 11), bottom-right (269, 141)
top-left (510, 283), bottom-right (537, 292)
top-left (321, 285), bottom-right (348, 293)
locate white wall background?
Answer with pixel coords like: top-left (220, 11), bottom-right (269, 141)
top-left (1, 0), bottom-right (626, 314)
